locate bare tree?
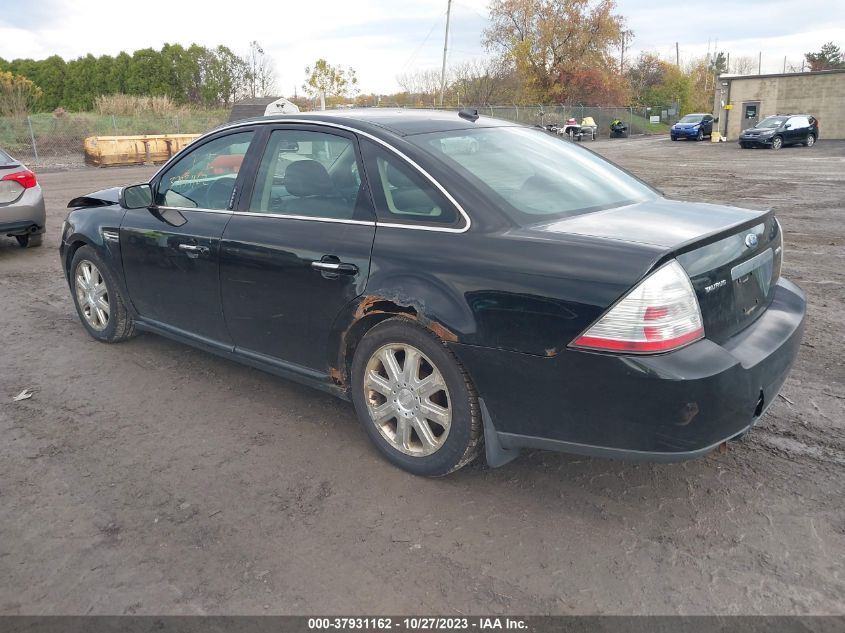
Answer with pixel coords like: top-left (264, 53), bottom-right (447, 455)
top-left (731, 56), bottom-right (757, 75)
top-left (395, 68), bottom-right (441, 106)
top-left (247, 42), bottom-right (277, 98)
top-left (450, 58), bottom-right (512, 105)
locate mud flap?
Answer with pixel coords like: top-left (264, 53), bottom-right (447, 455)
top-left (480, 398), bottom-right (520, 468)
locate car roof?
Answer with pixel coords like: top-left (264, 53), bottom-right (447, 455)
top-left (226, 108), bottom-right (518, 137)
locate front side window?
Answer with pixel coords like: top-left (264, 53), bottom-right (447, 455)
top-left (249, 129), bottom-right (366, 220)
top-left (409, 126), bottom-right (656, 224)
top-left (156, 131), bottom-right (254, 210)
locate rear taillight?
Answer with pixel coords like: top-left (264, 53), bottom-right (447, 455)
top-left (571, 260), bottom-right (704, 353)
top-left (0, 169), bottom-right (38, 189)
top-left (1, 170), bottom-right (37, 189)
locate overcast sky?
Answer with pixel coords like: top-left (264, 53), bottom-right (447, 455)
top-left (1, 0), bottom-right (843, 96)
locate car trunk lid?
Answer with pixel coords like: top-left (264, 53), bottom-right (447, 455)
top-left (529, 198), bottom-right (782, 343)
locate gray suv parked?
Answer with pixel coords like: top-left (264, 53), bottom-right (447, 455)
top-left (0, 147), bottom-right (45, 247)
top-left (739, 114), bottom-right (818, 150)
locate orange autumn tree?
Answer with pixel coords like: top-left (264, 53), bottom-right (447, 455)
top-left (483, 0), bottom-right (628, 104)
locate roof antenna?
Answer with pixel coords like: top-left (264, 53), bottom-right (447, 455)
top-left (458, 108), bottom-right (479, 122)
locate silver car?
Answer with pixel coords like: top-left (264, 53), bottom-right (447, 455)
top-left (1, 147), bottom-right (46, 247)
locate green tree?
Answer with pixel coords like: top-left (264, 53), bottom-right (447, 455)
top-left (303, 59), bottom-right (358, 110)
top-left (709, 51), bottom-right (728, 76)
top-left (805, 42), bottom-right (845, 71)
top-left (0, 71), bottom-right (43, 117)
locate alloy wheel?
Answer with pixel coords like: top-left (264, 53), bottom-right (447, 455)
top-left (772, 136), bottom-right (783, 150)
top-left (806, 135), bottom-right (815, 147)
top-left (75, 260), bottom-right (110, 331)
top-left (363, 343), bottom-right (451, 457)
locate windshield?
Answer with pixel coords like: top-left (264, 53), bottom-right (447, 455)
top-left (408, 126), bottom-right (657, 224)
top-left (756, 116), bottom-right (786, 129)
top-left (679, 115), bottom-right (704, 123)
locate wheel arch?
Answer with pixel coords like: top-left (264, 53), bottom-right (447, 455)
top-left (326, 290), bottom-right (470, 390)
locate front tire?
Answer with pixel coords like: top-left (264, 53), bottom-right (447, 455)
top-left (771, 136), bottom-right (783, 150)
top-left (351, 318), bottom-right (482, 476)
top-left (696, 130), bottom-right (704, 141)
top-left (70, 246), bottom-right (136, 343)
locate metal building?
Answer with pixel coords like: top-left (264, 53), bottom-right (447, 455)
top-left (714, 69), bottom-right (845, 140)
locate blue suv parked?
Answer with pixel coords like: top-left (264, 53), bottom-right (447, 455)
top-left (671, 113), bottom-right (714, 141)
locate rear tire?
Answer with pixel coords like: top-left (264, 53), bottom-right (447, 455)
top-left (805, 134), bottom-right (815, 147)
top-left (70, 245), bottom-right (136, 343)
top-left (350, 318), bottom-right (482, 477)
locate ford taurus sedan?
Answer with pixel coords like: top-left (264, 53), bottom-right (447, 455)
top-left (60, 109), bottom-right (806, 476)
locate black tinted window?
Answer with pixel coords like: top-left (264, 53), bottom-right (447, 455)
top-left (250, 130), bottom-right (367, 220)
top-left (157, 132), bottom-right (254, 210)
top-left (409, 127), bottom-right (656, 223)
top-left (360, 139), bottom-right (460, 227)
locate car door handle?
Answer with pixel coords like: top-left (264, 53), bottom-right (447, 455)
top-left (311, 260), bottom-right (358, 275)
top-left (178, 243), bottom-right (209, 257)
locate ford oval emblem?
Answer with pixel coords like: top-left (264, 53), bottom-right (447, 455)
top-left (745, 233), bottom-right (759, 249)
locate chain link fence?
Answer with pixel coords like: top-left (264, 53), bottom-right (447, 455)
top-left (1, 105), bottom-right (678, 169)
top-left (0, 111), bottom-right (228, 169)
top-left (437, 105), bottom-right (679, 138)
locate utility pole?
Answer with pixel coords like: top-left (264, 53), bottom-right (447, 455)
top-left (783, 56), bottom-right (787, 73)
top-left (676, 42), bottom-right (680, 67)
top-left (439, 0), bottom-right (452, 107)
top-left (619, 30), bottom-right (632, 74)
top-left (758, 51), bottom-right (762, 74)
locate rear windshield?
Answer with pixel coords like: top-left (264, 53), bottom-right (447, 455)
top-left (756, 116), bottom-right (786, 129)
top-left (408, 126), bottom-right (657, 224)
top-left (679, 115), bottom-right (704, 123)
top-left (0, 148), bottom-right (15, 166)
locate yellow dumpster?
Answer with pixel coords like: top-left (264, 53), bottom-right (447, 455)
top-left (83, 134), bottom-right (200, 167)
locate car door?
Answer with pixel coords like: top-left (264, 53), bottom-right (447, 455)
top-left (220, 125), bottom-right (376, 371)
top-left (787, 116), bottom-right (807, 144)
top-left (702, 115), bottom-right (714, 136)
top-left (120, 129), bottom-right (257, 344)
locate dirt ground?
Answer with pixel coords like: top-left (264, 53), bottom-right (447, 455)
top-left (1, 136), bottom-right (842, 616)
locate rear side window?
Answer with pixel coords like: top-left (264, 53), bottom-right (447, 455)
top-left (788, 116), bottom-right (809, 128)
top-left (249, 129), bottom-right (369, 220)
top-left (359, 139), bottom-right (461, 227)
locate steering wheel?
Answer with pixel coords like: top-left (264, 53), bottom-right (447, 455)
top-left (203, 176), bottom-right (236, 209)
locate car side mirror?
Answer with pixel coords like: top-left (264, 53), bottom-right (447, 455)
top-left (783, 123), bottom-right (791, 129)
top-left (121, 183), bottom-right (153, 209)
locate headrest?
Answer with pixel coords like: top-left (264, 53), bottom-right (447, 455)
top-left (285, 160), bottom-right (333, 197)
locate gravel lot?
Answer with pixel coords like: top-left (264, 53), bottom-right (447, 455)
top-left (1, 136), bottom-right (843, 615)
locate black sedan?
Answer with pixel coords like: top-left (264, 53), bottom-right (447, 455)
top-left (60, 109), bottom-right (806, 476)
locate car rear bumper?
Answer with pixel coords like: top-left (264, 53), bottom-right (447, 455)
top-left (0, 187), bottom-right (46, 235)
top-left (452, 277), bottom-right (806, 462)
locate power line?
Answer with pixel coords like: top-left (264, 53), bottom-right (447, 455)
top-left (400, 12), bottom-right (446, 73)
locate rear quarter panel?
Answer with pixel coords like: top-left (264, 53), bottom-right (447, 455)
top-left (333, 226), bottom-right (663, 361)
